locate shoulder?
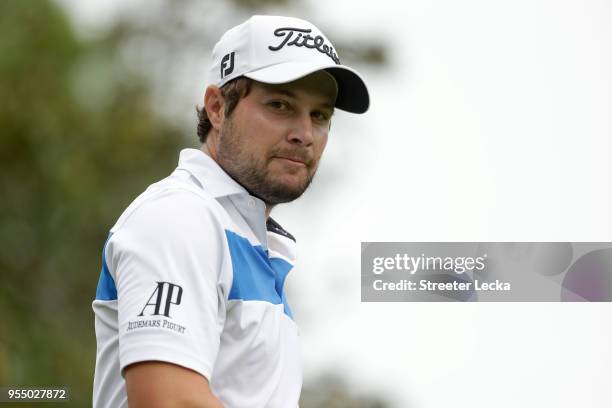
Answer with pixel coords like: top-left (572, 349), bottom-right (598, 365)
top-left (105, 178), bottom-right (234, 263)
top-left (111, 178), bottom-right (229, 235)
top-left (104, 182), bottom-right (234, 284)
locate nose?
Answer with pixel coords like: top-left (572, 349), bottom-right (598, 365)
top-left (287, 112), bottom-right (314, 146)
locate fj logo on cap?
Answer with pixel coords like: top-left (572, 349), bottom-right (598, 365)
top-left (268, 27), bottom-right (340, 64)
top-left (221, 52), bottom-right (235, 78)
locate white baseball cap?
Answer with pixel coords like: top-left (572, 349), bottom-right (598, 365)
top-left (208, 15), bottom-right (370, 114)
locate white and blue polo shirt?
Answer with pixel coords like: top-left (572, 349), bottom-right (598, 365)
top-left (92, 148), bottom-right (302, 408)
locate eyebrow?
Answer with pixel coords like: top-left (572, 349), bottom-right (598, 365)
top-left (269, 88), bottom-right (335, 111)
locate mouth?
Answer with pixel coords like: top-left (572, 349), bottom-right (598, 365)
top-left (273, 156), bottom-right (308, 166)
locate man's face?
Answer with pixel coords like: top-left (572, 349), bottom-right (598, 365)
top-left (215, 71), bottom-right (337, 205)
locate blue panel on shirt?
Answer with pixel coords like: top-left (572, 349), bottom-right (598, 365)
top-left (225, 230), bottom-right (294, 319)
top-left (95, 233), bottom-right (117, 301)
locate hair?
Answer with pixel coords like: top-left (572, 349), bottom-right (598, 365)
top-left (196, 77), bottom-right (253, 143)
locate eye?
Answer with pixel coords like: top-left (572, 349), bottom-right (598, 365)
top-left (267, 100), bottom-right (290, 111)
top-left (311, 110), bottom-right (331, 122)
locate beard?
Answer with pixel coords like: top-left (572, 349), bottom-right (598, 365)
top-left (215, 117), bottom-right (319, 205)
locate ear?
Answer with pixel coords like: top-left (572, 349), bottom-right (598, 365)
top-left (204, 85), bottom-right (225, 131)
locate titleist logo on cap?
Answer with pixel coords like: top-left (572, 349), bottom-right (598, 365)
top-left (208, 15), bottom-right (369, 113)
top-left (268, 27), bottom-right (340, 64)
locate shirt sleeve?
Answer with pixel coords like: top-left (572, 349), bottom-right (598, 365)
top-left (105, 188), bottom-right (231, 381)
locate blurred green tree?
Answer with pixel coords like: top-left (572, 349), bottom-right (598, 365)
top-left (301, 373), bottom-right (391, 408)
top-left (0, 0), bottom-right (183, 405)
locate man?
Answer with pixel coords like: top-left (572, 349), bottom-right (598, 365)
top-left (92, 15), bottom-right (369, 408)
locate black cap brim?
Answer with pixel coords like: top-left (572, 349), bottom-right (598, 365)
top-left (325, 66), bottom-right (370, 114)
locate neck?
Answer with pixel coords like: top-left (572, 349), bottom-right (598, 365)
top-left (200, 141), bottom-right (215, 161)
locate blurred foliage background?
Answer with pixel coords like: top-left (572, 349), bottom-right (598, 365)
top-left (0, 0), bottom-right (388, 406)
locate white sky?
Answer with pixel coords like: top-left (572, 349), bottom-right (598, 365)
top-left (58, 0), bottom-right (612, 406)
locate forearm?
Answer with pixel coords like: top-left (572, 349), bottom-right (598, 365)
top-left (125, 362), bottom-right (224, 408)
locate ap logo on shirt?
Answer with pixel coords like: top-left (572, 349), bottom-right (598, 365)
top-left (138, 281), bottom-right (183, 318)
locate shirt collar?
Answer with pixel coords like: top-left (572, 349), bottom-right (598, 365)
top-left (175, 148), bottom-right (297, 250)
top-left (176, 148), bottom-right (271, 249)
top-left (176, 148), bottom-right (248, 198)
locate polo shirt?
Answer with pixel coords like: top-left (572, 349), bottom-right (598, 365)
top-left (92, 148), bottom-right (302, 408)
